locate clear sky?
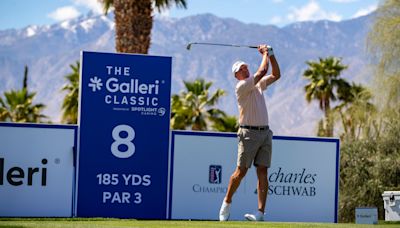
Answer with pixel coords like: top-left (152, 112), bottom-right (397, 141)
top-left (0, 0), bottom-right (379, 30)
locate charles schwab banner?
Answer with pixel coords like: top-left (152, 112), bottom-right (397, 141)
top-left (170, 131), bottom-right (339, 222)
top-left (77, 51), bottom-right (172, 218)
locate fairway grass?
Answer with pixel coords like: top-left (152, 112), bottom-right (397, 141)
top-left (0, 218), bottom-right (399, 228)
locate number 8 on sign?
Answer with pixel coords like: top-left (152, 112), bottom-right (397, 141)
top-left (111, 124), bottom-right (135, 158)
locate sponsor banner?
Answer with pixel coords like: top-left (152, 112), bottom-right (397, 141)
top-left (0, 123), bottom-right (76, 217)
top-left (170, 131), bottom-right (339, 222)
top-left (355, 207), bottom-right (378, 224)
top-left (77, 51), bottom-right (172, 219)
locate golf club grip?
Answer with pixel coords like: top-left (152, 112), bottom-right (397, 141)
top-left (248, 46), bottom-right (258, 49)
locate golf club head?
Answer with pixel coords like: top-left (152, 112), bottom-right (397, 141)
top-left (186, 43), bottom-right (192, 50)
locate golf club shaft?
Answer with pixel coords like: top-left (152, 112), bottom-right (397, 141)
top-left (188, 42), bottom-right (258, 49)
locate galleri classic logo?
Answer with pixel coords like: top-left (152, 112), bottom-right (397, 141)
top-left (87, 65), bottom-right (167, 116)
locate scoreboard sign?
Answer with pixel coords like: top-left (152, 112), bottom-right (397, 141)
top-left (77, 51), bottom-right (172, 218)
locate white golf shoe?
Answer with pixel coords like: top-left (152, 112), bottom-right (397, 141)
top-left (244, 211), bottom-right (264, 221)
top-left (219, 201), bottom-right (231, 221)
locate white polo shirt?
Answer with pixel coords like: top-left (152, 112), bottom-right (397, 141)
top-left (235, 75), bottom-right (269, 126)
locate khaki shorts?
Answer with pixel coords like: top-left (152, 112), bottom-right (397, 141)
top-left (237, 127), bottom-right (273, 168)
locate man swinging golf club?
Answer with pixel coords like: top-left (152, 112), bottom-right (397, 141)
top-left (219, 44), bottom-right (281, 221)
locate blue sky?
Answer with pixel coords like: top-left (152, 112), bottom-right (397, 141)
top-left (0, 0), bottom-right (379, 30)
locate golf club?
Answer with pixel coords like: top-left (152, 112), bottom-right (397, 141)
top-left (186, 42), bottom-right (258, 50)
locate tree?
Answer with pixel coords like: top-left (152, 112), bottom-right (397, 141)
top-left (368, 0), bottom-right (400, 128)
top-left (338, 1), bottom-right (400, 221)
top-left (334, 83), bottom-right (377, 141)
top-left (0, 66), bottom-right (47, 123)
top-left (61, 61), bottom-right (80, 124)
top-left (170, 93), bottom-right (190, 130)
top-left (101, 0), bottom-right (187, 53)
top-left (171, 79), bottom-right (227, 131)
top-left (303, 57), bottom-right (349, 137)
top-left (339, 120), bottom-right (400, 222)
top-left (210, 114), bottom-right (238, 133)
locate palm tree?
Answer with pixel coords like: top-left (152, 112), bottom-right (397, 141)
top-left (171, 79), bottom-right (226, 131)
top-left (101, 0), bottom-right (187, 53)
top-left (0, 66), bottom-right (47, 123)
top-left (334, 83), bottom-right (377, 141)
top-left (61, 61), bottom-right (80, 124)
top-left (211, 114), bottom-right (239, 132)
top-left (303, 57), bottom-right (349, 137)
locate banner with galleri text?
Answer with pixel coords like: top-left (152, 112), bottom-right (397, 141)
top-left (0, 123), bottom-right (76, 217)
top-left (76, 51), bottom-right (172, 219)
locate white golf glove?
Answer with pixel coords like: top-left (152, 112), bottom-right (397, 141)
top-left (267, 45), bottom-right (274, 57)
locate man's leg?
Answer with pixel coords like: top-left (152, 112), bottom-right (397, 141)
top-left (219, 166), bottom-right (248, 221)
top-left (244, 165), bottom-right (268, 221)
top-left (225, 166), bottom-right (248, 203)
top-left (256, 165), bottom-right (268, 212)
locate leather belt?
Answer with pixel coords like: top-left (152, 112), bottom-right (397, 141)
top-left (240, 125), bottom-right (269, 130)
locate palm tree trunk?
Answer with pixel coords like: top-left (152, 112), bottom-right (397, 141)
top-left (339, 110), bottom-right (348, 137)
top-left (324, 99), bottom-right (334, 137)
top-left (114, 0), bottom-right (153, 53)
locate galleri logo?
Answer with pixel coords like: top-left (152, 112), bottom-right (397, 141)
top-left (209, 165), bottom-right (222, 184)
top-left (0, 158), bottom-right (48, 186)
top-left (88, 77), bottom-right (103, 92)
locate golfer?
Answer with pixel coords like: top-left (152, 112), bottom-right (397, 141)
top-left (219, 44), bottom-right (280, 221)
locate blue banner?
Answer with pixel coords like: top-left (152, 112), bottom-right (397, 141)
top-left (77, 51), bottom-right (171, 219)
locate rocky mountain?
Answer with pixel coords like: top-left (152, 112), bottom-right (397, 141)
top-left (0, 12), bottom-right (375, 136)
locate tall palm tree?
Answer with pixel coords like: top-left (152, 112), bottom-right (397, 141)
top-left (171, 79), bottom-right (226, 131)
top-left (0, 66), bottom-right (47, 123)
top-left (61, 61), bottom-right (80, 124)
top-left (303, 57), bottom-right (349, 137)
top-left (101, 0), bottom-right (187, 53)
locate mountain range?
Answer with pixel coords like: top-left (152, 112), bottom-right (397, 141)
top-left (0, 12), bottom-right (375, 136)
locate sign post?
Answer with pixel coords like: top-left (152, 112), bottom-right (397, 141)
top-left (77, 51), bottom-right (172, 219)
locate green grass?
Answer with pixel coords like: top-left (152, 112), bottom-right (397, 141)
top-left (0, 218), bottom-right (399, 228)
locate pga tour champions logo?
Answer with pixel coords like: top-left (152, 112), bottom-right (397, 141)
top-left (209, 165), bottom-right (222, 184)
top-left (192, 165), bottom-right (226, 193)
top-left (87, 65), bottom-right (167, 116)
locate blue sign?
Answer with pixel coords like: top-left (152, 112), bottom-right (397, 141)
top-left (77, 51), bottom-right (172, 219)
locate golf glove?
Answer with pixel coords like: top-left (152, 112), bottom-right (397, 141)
top-left (267, 45), bottom-right (274, 57)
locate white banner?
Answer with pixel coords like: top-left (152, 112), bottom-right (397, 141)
top-left (0, 123), bottom-right (76, 217)
top-left (170, 131), bottom-right (339, 222)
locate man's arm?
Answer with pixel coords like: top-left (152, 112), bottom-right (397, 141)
top-left (253, 45), bottom-right (269, 85)
top-left (262, 54), bottom-right (281, 87)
